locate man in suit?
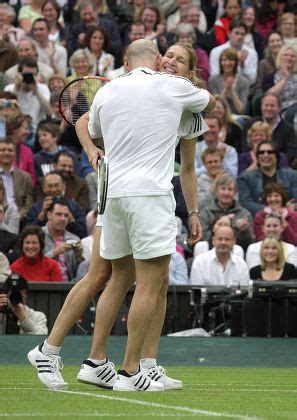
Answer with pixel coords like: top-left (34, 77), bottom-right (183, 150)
top-left (0, 138), bottom-right (33, 219)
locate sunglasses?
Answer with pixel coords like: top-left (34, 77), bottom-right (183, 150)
top-left (258, 150), bottom-right (275, 155)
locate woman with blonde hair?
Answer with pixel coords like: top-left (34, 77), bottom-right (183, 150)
top-left (263, 44), bottom-right (297, 111)
top-left (249, 236), bottom-right (297, 281)
top-left (238, 121), bottom-right (288, 174)
top-left (68, 49), bottom-right (95, 107)
top-left (277, 12), bottom-right (297, 46)
top-left (212, 94), bottom-right (243, 154)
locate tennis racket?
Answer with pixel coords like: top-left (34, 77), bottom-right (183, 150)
top-left (59, 75), bottom-right (110, 214)
top-left (97, 156), bottom-right (109, 215)
top-left (59, 75), bottom-right (110, 126)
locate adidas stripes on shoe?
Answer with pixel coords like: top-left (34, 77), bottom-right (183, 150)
top-left (27, 344), bottom-right (68, 390)
top-left (77, 359), bottom-right (117, 389)
top-left (113, 368), bottom-right (164, 392)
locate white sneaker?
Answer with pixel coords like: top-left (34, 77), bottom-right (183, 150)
top-left (113, 368), bottom-right (164, 392)
top-left (77, 359), bottom-right (117, 389)
top-left (27, 344), bottom-right (68, 391)
top-left (146, 365), bottom-right (183, 390)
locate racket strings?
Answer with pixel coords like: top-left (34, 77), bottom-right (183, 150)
top-left (60, 78), bottom-right (107, 126)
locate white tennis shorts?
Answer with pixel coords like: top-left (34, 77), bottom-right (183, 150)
top-left (100, 194), bottom-right (177, 260)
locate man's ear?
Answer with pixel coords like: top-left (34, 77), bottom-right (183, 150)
top-left (124, 60), bottom-right (130, 72)
top-left (156, 53), bottom-right (163, 71)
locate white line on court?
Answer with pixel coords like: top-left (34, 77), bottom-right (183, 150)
top-left (59, 389), bottom-right (260, 419)
top-left (0, 413), bottom-right (196, 417)
top-left (186, 388), bottom-right (297, 393)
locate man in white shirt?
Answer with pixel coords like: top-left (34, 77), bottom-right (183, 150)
top-left (82, 39), bottom-right (215, 391)
top-left (32, 18), bottom-right (67, 76)
top-left (209, 20), bottom-right (258, 85)
top-left (195, 114), bottom-right (238, 177)
top-left (190, 225), bottom-right (250, 286)
top-left (246, 214), bottom-right (297, 269)
top-left (4, 57), bottom-right (51, 130)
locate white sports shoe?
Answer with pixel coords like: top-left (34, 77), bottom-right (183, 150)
top-left (146, 365), bottom-right (183, 390)
top-left (27, 344), bottom-right (68, 390)
top-left (77, 359), bottom-right (117, 389)
top-left (113, 369), bottom-right (164, 392)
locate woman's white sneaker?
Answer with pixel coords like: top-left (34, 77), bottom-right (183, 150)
top-left (146, 365), bottom-right (183, 390)
top-left (77, 359), bottom-right (117, 389)
top-left (113, 368), bottom-right (164, 392)
top-left (27, 344), bottom-right (68, 390)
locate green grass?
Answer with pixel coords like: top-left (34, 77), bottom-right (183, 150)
top-left (1, 366), bottom-right (297, 419)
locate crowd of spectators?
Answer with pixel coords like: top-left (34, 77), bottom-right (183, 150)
top-left (0, 0), bottom-right (296, 295)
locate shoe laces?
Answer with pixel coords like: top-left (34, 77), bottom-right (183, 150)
top-left (156, 365), bottom-right (167, 377)
top-left (148, 365), bottom-right (166, 378)
top-left (105, 360), bottom-right (115, 370)
top-left (48, 354), bottom-right (64, 373)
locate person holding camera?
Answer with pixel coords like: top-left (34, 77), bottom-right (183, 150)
top-left (25, 171), bottom-right (87, 239)
top-left (42, 198), bottom-right (84, 282)
top-left (4, 57), bottom-right (51, 131)
top-left (10, 225), bottom-right (63, 282)
top-left (0, 275), bottom-right (48, 334)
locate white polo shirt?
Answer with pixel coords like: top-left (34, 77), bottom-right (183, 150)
top-left (88, 67), bottom-right (210, 198)
top-left (190, 248), bottom-right (250, 287)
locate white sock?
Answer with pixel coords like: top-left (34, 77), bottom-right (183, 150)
top-left (42, 340), bottom-right (61, 356)
top-left (140, 358), bottom-right (157, 369)
top-left (87, 358), bottom-right (106, 366)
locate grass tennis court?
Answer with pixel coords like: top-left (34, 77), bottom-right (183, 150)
top-left (1, 337), bottom-right (297, 419)
top-left (1, 365), bottom-right (297, 419)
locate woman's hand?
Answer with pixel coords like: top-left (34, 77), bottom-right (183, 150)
top-left (222, 76), bottom-right (235, 95)
top-left (286, 199), bottom-right (296, 211)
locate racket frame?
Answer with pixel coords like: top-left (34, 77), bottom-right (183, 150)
top-left (59, 75), bottom-right (110, 126)
top-left (97, 156), bottom-right (109, 215)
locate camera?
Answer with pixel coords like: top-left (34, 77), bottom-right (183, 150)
top-left (0, 274), bottom-right (28, 313)
top-left (22, 72), bottom-right (35, 84)
top-left (66, 239), bottom-right (80, 248)
top-left (0, 99), bottom-right (13, 109)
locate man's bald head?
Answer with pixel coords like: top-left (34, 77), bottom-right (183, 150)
top-left (125, 39), bottom-right (159, 71)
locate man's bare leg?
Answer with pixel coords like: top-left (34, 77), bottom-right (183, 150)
top-left (139, 270), bottom-right (183, 390)
top-left (141, 273), bottom-right (168, 360)
top-left (121, 255), bottom-right (170, 374)
top-left (47, 227), bottom-right (111, 347)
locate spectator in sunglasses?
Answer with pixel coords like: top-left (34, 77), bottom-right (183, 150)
top-left (238, 121), bottom-right (288, 175)
top-left (238, 141), bottom-right (297, 215)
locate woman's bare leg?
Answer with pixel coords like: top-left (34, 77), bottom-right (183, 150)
top-left (47, 227), bottom-right (111, 347)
